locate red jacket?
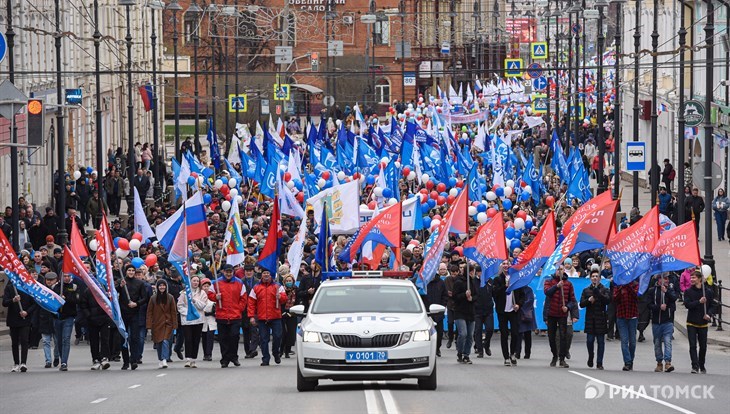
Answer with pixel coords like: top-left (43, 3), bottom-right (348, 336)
top-left (544, 276), bottom-right (576, 318)
top-left (207, 276), bottom-right (247, 321)
top-left (248, 281), bottom-right (287, 321)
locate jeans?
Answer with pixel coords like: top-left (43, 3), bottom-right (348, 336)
top-left (455, 319), bottom-right (475, 357)
top-left (497, 312), bottom-right (520, 359)
top-left (687, 325), bottom-right (708, 370)
top-left (257, 319), bottom-right (283, 364)
top-left (216, 319), bottom-right (242, 364)
top-left (155, 339), bottom-right (171, 361)
top-left (714, 211), bottom-right (727, 240)
top-left (586, 333), bottom-right (605, 366)
top-left (446, 310), bottom-right (458, 342)
top-left (616, 318), bottom-right (638, 365)
top-left (121, 313), bottom-right (143, 363)
top-left (547, 316), bottom-right (568, 359)
top-left (652, 322), bottom-right (674, 362)
top-left (474, 313), bottom-right (493, 353)
top-left (42, 333), bottom-right (58, 363)
top-left (53, 317), bottom-right (75, 364)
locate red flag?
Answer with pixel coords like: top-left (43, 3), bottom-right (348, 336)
top-left (70, 216), bottom-right (90, 258)
top-left (345, 202), bottom-right (402, 263)
top-left (607, 206), bottom-right (660, 285)
top-left (561, 191), bottom-right (614, 237)
top-left (463, 212), bottom-right (508, 282)
top-left (258, 196), bottom-right (281, 274)
top-left (650, 221), bottom-right (701, 274)
top-left (445, 187), bottom-right (469, 235)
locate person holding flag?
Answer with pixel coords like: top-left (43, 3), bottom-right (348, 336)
top-left (492, 261), bottom-right (524, 367)
top-left (647, 273), bottom-right (677, 373)
top-left (177, 275), bottom-right (212, 368)
top-left (452, 266), bottom-right (478, 364)
top-left (544, 262), bottom-right (577, 368)
top-left (51, 272), bottom-right (81, 372)
top-left (119, 264), bottom-right (148, 370)
top-left (684, 270), bottom-right (715, 374)
top-left (208, 264), bottom-right (248, 368)
top-left (579, 269), bottom-right (610, 370)
top-left (248, 269), bottom-right (287, 366)
top-left (3, 279), bottom-right (36, 372)
top-left (613, 280), bottom-right (640, 371)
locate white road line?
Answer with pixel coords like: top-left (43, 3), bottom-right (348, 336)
top-left (569, 371), bottom-right (696, 414)
top-left (90, 398), bottom-right (107, 404)
top-left (156, 373), bottom-right (167, 377)
top-left (363, 381), bottom-right (382, 414)
top-left (128, 384), bottom-right (141, 389)
top-left (377, 381), bottom-right (400, 414)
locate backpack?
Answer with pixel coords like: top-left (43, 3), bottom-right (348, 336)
top-left (668, 169), bottom-right (676, 181)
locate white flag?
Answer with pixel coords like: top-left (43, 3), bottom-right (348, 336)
top-left (307, 180), bottom-right (360, 234)
top-left (133, 188), bottom-right (155, 241)
top-left (287, 220), bottom-right (308, 281)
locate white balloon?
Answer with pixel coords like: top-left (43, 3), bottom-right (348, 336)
top-left (222, 200), bottom-right (232, 211)
top-left (337, 171), bottom-right (346, 181)
top-left (701, 264), bottom-right (712, 277)
top-left (318, 178), bottom-right (326, 188)
top-left (477, 212), bottom-right (488, 224)
top-left (214, 179), bottom-right (223, 189)
top-left (115, 248), bottom-right (129, 258)
top-left (235, 195), bottom-right (243, 205)
top-left (373, 187), bottom-right (384, 197)
top-left (421, 174), bottom-right (430, 183)
top-left (407, 171), bottom-right (416, 181)
top-left (504, 187), bottom-right (513, 198)
top-left (506, 179), bottom-right (515, 188)
top-left (129, 239), bottom-right (142, 251)
top-left (380, 157), bottom-right (390, 165)
top-left (523, 185), bottom-right (532, 194)
top-left (286, 180), bottom-right (296, 189)
top-left (73, 171), bottom-right (82, 180)
top-left (229, 188), bottom-right (239, 198)
top-left (449, 188), bottom-right (458, 197)
top-left (461, 132), bottom-right (468, 139)
top-left (228, 178), bottom-right (237, 188)
top-left (395, 161), bottom-right (401, 169)
top-left (360, 204), bottom-right (369, 210)
top-left (526, 215), bottom-right (533, 223)
top-left (486, 191), bottom-right (497, 201)
top-left (88, 239), bottom-right (98, 252)
top-left (514, 218), bottom-right (525, 230)
top-left (388, 198), bottom-right (398, 205)
top-left (468, 206), bottom-right (478, 216)
top-left (431, 219), bottom-right (441, 229)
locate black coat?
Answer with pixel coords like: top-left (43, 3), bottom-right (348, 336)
top-left (579, 283), bottom-right (610, 335)
top-left (52, 282), bottom-right (80, 319)
top-left (296, 274), bottom-right (320, 311)
top-left (424, 276), bottom-right (448, 322)
top-left (79, 287), bottom-right (113, 327)
top-left (473, 278), bottom-right (494, 316)
top-left (133, 175), bottom-right (151, 198)
top-left (2, 283), bottom-right (37, 328)
top-left (647, 282), bottom-right (677, 324)
top-left (452, 276), bottom-right (479, 321)
top-left (119, 277), bottom-right (149, 316)
top-left (684, 284), bottom-right (715, 325)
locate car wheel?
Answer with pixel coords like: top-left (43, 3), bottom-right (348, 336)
top-left (418, 363), bottom-right (437, 390)
top-left (297, 363), bottom-right (318, 392)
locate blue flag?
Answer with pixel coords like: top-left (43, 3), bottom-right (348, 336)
top-left (315, 207), bottom-right (331, 271)
top-left (550, 130), bottom-right (570, 184)
top-left (171, 261), bottom-right (201, 322)
top-left (467, 164), bottom-right (483, 202)
top-left (206, 117), bottom-right (221, 169)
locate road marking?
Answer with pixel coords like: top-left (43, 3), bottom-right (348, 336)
top-left (128, 384), bottom-right (141, 389)
top-left (90, 398), bottom-right (107, 404)
top-left (363, 381), bottom-right (381, 414)
top-left (156, 373), bottom-right (167, 377)
top-left (569, 371), bottom-right (695, 414)
top-left (377, 381), bottom-right (399, 414)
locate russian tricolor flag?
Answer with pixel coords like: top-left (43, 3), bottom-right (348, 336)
top-left (138, 83), bottom-right (155, 112)
top-left (155, 191), bottom-right (210, 251)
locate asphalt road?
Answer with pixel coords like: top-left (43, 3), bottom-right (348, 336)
top-left (0, 329), bottom-right (728, 414)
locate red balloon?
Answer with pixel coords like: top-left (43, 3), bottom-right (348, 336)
top-left (144, 254), bottom-right (158, 267)
top-left (419, 188), bottom-right (428, 195)
top-left (432, 215), bottom-right (442, 221)
top-left (516, 211), bottom-right (527, 220)
top-left (454, 246), bottom-right (463, 257)
top-left (455, 179), bottom-right (464, 189)
top-left (420, 194), bottom-right (428, 203)
top-left (546, 195), bottom-right (556, 208)
top-left (430, 190), bottom-right (439, 200)
top-left (520, 180), bottom-right (528, 188)
top-left (190, 172), bottom-right (198, 179)
top-left (117, 238), bottom-right (130, 250)
top-left (353, 172), bottom-right (360, 180)
top-left (368, 200), bottom-right (377, 209)
top-left (491, 184), bottom-right (500, 191)
top-left (321, 171), bottom-right (331, 180)
top-left (402, 167), bottom-right (411, 177)
top-left (283, 172), bottom-right (292, 182)
top-left (472, 201), bottom-right (481, 207)
top-left (437, 196), bottom-right (446, 206)
top-left (132, 232), bottom-right (143, 242)
top-left (296, 192), bottom-right (304, 203)
top-left (426, 180), bottom-right (435, 190)
top-left (446, 195), bottom-right (456, 205)
top-left (487, 208), bottom-right (498, 218)
top-left (436, 183), bottom-right (447, 193)
top-left (225, 194), bottom-right (232, 201)
top-left (220, 184), bottom-right (230, 195)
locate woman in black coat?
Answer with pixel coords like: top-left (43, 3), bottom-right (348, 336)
top-left (579, 270), bottom-right (611, 370)
top-left (3, 282), bottom-right (37, 372)
top-left (79, 286), bottom-right (113, 369)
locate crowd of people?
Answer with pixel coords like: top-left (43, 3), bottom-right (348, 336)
top-left (1, 101), bottom-right (722, 377)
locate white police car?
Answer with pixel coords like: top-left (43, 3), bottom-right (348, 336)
top-left (291, 276), bottom-right (445, 391)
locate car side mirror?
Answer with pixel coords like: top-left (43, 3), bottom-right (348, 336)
top-left (428, 304), bottom-right (446, 315)
top-left (290, 304), bottom-right (306, 316)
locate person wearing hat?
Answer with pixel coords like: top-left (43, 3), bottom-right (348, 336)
top-left (241, 263), bottom-right (260, 359)
top-left (79, 273), bottom-right (114, 371)
top-left (658, 184), bottom-right (672, 216)
top-left (3, 276), bottom-right (37, 372)
top-left (38, 272), bottom-right (59, 369)
top-left (296, 262), bottom-right (319, 313)
top-left (119, 265), bottom-right (149, 370)
top-left (580, 269), bottom-right (611, 370)
top-left (248, 269), bottom-right (287, 366)
top-left (207, 263), bottom-right (248, 368)
top-left (51, 272), bottom-right (80, 371)
top-left (177, 275), bottom-right (211, 368)
top-left (648, 273), bottom-right (677, 372)
top-left (544, 262), bottom-right (577, 368)
top-left (146, 279), bottom-right (178, 369)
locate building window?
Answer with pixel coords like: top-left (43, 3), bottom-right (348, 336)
top-left (375, 79), bottom-right (390, 104)
top-left (374, 17), bottom-right (389, 45)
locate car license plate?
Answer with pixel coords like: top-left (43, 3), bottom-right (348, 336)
top-left (345, 351), bottom-right (388, 363)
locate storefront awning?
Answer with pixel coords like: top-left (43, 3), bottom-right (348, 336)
top-left (291, 84), bottom-right (324, 94)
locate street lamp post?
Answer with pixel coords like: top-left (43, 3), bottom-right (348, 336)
top-left (613, 0), bottom-right (625, 201)
top-left (234, 0), bottom-right (240, 126)
top-left (55, 0), bottom-right (67, 245)
top-left (207, 3), bottom-right (218, 170)
top-left (188, 2), bottom-right (203, 152)
top-left (546, 1), bottom-right (551, 128)
top-left (703, 0), bottom-right (716, 272)
top-left (595, 0), bottom-right (607, 194)
top-left (167, 0), bottom-right (183, 161)
top-left (149, 0), bottom-right (165, 198)
top-left (677, 0), bottom-right (688, 223)
top-left (631, 0), bottom-right (641, 208)
top-left (553, 4), bottom-right (562, 142)
top-left (399, 0), bottom-right (406, 102)
top-left (649, 0), bottom-right (659, 205)
top-left (121, 0), bottom-right (137, 213)
top-left (6, 0), bottom-right (19, 250)
top-left (93, 0), bottom-right (105, 225)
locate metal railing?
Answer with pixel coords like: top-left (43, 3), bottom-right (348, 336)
top-left (715, 280), bottom-right (728, 332)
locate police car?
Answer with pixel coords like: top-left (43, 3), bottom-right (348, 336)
top-left (291, 273), bottom-right (445, 391)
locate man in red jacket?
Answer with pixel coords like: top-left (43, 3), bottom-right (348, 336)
top-left (544, 266), bottom-right (576, 369)
top-left (208, 264), bottom-right (247, 368)
top-left (248, 269), bottom-right (287, 366)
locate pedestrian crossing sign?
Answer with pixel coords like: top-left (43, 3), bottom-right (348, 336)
top-left (504, 59), bottom-right (523, 78)
top-left (532, 94), bottom-right (548, 114)
top-left (228, 94), bottom-right (247, 112)
top-left (570, 102), bottom-right (585, 120)
top-left (531, 42), bottom-right (548, 59)
top-left (274, 83), bottom-right (290, 101)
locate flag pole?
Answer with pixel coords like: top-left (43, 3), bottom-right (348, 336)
top-left (323, 201), bottom-right (329, 273)
top-left (195, 181), bottom-right (221, 307)
top-left (11, 283), bottom-right (25, 317)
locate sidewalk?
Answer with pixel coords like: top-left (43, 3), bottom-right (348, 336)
top-left (617, 178), bottom-right (730, 348)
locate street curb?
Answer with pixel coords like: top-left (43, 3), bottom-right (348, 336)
top-left (673, 319), bottom-right (730, 348)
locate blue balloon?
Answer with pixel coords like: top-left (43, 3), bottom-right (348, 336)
top-left (294, 179), bottom-right (303, 191)
top-left (515, 230), bottom-right (523, 240)
top-left (366, 175), bottom-right (376, 185)
top-left (505, 227), bottom-right (516, 239)
top-left (440, 192), bottom-right (448, 198)
top-left (510, 239), bottom-right (522, 250)
top-left (221, 176), bottom-right (229, 185)
top-left (86, 166), bottom-right (93, 174)
top-left (187, 176), bottom-right (197, 186)
top-left (477, 204), bottom-right (487, 213)
top-left (525, 220), bottom-right (534, 230)
top-left (422, 217), bottom-right (432, 229)
top-left (427, 199), bottom-right (436, 208)
top-left (113, 237), bottom-right (121, 249)
top-left (520, 192), bottom-right (531, 202)
top-left (131, 257), bottom-right (145, 269)
top-left (421, 202), bottom-right (430, 211)
top-left (479, 183), bottom-right (488, 192)
top-left (496, 187), bottom-right (505, 197)
top-left (502, 199), bottom-right (513, 211)
top-left (448, 177), bottom-right (457, 188)
top-left (203, 193), bottom-right (212, 204)
top-left (382, 188), bottom-right (393, 199)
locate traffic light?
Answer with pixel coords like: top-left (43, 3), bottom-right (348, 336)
top-left (26, 99), bottom-right (44, 147)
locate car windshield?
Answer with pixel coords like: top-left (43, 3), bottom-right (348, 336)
top-left (311, 284), bottom-right (423, 314)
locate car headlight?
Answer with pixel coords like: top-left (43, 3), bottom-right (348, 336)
top-left (302, 331), bottom-right (320, 343)
top-left (412, 330), bottom-right (431, 342)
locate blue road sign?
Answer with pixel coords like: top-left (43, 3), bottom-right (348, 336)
top-left (0, 33), bottom-right (7, 64)
top-left (626, 141), bottom-right (646, 172)
top-left (532, 76), bottom-right (548, 91)
top-left (572, 23), bottom-right (582, 35)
